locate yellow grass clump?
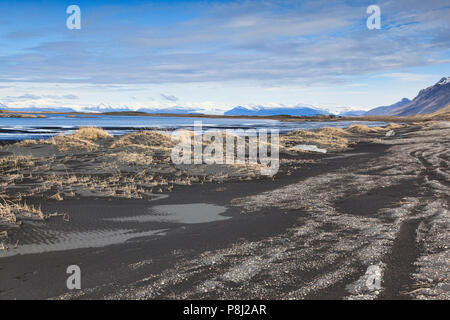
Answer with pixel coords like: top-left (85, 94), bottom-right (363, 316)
top-left (345, 124), bottom-right (384, 133)
top-left (71, 127), bottom-right (112, 140)
top-left (317, 127), bottom-right (351, 136)
top-left (30, 127), bottom-right (112, 151)
top-left (106, 151), bottom-right (153, 166)
top-left (48, 135), bottom-right (100, 151)
top-left (0, 155), bottom-right (35, 169)
top-left (0, 199), bottom-right (45, 225)
top-left (385, 122), bottom-right (406, 130)
top-left (281, 128), bottom-right (349, 151)
top-left (16, 139), bottom-right (39, 146)
top-left (423, 105), bottom-right (450, 120)
top-left (111, 131), bottom-right (174, 150)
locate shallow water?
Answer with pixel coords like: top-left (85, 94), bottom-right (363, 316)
top-left (0, 114), bottom-right (388, 140)
top-left (106, 203), bottom-right (229, 224)
top-left (0, 228), bottom-right (167, 258)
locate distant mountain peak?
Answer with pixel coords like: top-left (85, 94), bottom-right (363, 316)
top-left (366, 77), bottom-right (450, 116)
top-left (437, 77), bottom-right (450, 85)
top-left (224, 104), bottom-right (329, 117)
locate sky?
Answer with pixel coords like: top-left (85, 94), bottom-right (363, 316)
top-left (0, 0), bottom-right (449, 114)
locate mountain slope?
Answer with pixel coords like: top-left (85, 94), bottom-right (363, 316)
top-left (430, 104), bottom-right (450, 116)
top-left (390, 77), bottom-right (450, 116)
top-left (365, 98), bottom-right (411, 116)
top-left (426, 104), bottom-right (450, 120)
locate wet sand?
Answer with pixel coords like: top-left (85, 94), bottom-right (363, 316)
top-left (0, 122), bottom-right (448, 300)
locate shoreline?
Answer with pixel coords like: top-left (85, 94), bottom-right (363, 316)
top-left (1, 108), bottom-right (444, 122)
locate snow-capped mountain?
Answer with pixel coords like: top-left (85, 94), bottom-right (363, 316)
top-left (82, 103), bottom-right (133, 113)
top-left (389, 77), bottom-right (450, 116)
top-left (224, 104), bottom-right (330, 116)
top-left (339, 110), bottom-right (367, 117)
top-left (78, 103), bottom-right (205, 114)
top-left (137, 107), bottom-right (200, 114)
top-left (363, 77), bottom-right (450, 116)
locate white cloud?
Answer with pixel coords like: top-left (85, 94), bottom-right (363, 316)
top-left (377, 73), bottom-right (438, 82)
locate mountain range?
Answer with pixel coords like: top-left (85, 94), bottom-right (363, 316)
top-left (364, 98), bottom-right (412, 116)
top-left (224, 105), bottom-right (328, 117)
top-left (1, 77), bottom-right (448, 117)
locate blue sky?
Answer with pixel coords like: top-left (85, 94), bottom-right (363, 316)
top-left (0, 0), bottom-right (449, 113)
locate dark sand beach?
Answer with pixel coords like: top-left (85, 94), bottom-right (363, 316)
top-left (0, 122), bottom-right (448, 300)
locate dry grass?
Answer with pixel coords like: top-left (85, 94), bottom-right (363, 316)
top-left (423, 104), bottom-right (450, 120)
top-left (18, 128), bottom-right (111, 149)
top-left (48, 135), bottom-right (100, 151)
top-left (0, 124), bottom-right (414, 207)
top-left (106, 151), bottom-right (153, 166)
top-left (0, 155), bottom-right (35, 169)
top-left (281, 129), bottom-right (349, 151)
top-left (111, 131), bottom-right (173, 150)
top-left (0, 198), bottom-right (45, 224)
top-left (317, 127), bottom-right (351, 136)
top-left (385, 122), bottom-right (406, 129)
top-left (29, 127), bottom-right (113, 152)
top-left (71, 127), bottom-right (112, 140)
top-left (345, 124), bottom-right (389, 133)
top-left (430, 104), bottom-right (450, 116)
top-left (16, 139), bottom-right (39, 146)
top-left (345, 123), bottom-right (408, 134)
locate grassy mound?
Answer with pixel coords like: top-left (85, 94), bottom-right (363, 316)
top-left (281, 128), bottom-right (349, 151)
top-left (111, 131), bottom-right (173, 150)
top-left (345, 124), bottom-right (384, 133)
top-left (71, 127), bottom-right (112, 140)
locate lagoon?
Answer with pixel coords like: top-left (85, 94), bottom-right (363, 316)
top-left (0, 114), bottom-right (388, 140)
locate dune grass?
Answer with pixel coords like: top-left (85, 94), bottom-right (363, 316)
top-left (110, 131), bottom-right (173, 150)
top-left (43, 127), bottom-right (111, 151)
top-left (0, 155), bottom-right (35, 169)
top-left (345, 124), bottom-right (385, 133)
top-left (281, 128), bottom-right (350, 151)
top-left (106, 151), bottom-right (154, 166)
top-left (0, 123), bottom-right (413, 206)
top-left (71, 127), bottom-right (113, 140)
top-left (0, 198), bottom-right (45, 224)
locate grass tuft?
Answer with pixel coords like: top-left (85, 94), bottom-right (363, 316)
top-left (71, 127), bottom-right (112, 140)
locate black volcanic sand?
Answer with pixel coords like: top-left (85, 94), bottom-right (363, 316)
top-left (0, 122), bottom-right (449, 300)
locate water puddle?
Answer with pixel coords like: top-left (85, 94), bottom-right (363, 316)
top-left (107, 203), bottom-right (230, 224)
top-left (0, 228), bottom-right (167, 258)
